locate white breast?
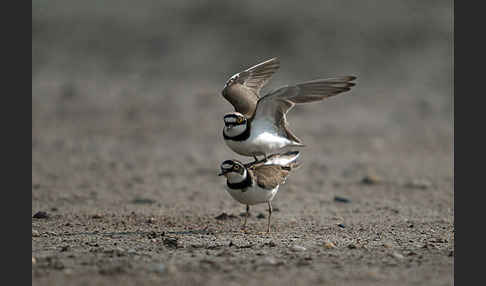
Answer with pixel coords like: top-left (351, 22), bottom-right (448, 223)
top-left (225, 184), bottom-right (279, 206)
top-left (223, 124), bottom-right (247, 137)
top-left (224, 120), bottom-right (293, 156)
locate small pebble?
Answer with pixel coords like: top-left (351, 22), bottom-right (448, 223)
top-left (404, 179), bottom-right (432, 189)
top-left (333, 196), bottom-right (351, 203)
top-left (323, 241), bottom-right (336, 249)
top-left (337, 223), bottom-right (346, 228)
top-left (32, 230), bottom-right (40, 237)
top-left (291, 245), bottom-right (306, 252)
top-left (256, 213), bottom-right (266, 219)
top-left (392, 252), bottom-right (404, 259)
top-left (163, 237), bottom-right (178, 248)
top-left (32, 257), bottom-right (36, 264)
top-left (91, 214), bottom-right (103, 219)
top-left (347, 244), bottom-right (357, 249)
top-left (361, 174), bottom-right (381, 185)
top-left (33, 211), bottom-right (49, 219)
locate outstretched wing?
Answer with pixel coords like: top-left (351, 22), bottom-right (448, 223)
top-left (226, 57), bottom-right (280, 95)
top-left (252, 76), bottom-right (357, 143)
top-left (221, 58), bottom-right (280, 117)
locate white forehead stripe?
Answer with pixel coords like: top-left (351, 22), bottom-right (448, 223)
top-left (222, 163), bottom-right (233, 169)
top-left (225, 117), bottom-right (237, 123)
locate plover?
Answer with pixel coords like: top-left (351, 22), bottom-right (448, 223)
top-left (218, 151), bottom-right (301, 233)
top-left (222, 58), bottom-right (356, 161)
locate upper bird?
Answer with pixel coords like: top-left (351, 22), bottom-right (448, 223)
top-left (221, 57), bottom-right (357, 162)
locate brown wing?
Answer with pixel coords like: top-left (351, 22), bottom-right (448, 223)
top-left (222, 58), bottom-right (280, 117)
top-left (266, 76), bottom-right (357, 104)
top-left (252, 165), bottom-right (290, 189)
top-left (234, 57), bottom-right (280, 95)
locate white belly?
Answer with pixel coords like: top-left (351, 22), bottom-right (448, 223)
top-left (224, 121), bottom-right (293, 157)
top-left (225, 184), bottom-right (279, 205)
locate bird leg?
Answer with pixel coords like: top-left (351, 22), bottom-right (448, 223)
top-left (267, 201), bottom-right (273, 233)
top-left (248, 154), bottom-right (268, 167)
top-left (242, 205), bottom-right (250, 230)
top-left (252, 155), bottom-right (259, 163)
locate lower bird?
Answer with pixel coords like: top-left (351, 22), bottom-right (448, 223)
top-left (218, 151), bottom-right (301, 233)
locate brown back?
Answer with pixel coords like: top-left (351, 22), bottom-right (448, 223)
top-left (250, 165), bottom-right (290, 189)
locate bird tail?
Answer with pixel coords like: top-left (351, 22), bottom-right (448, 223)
top-left (267, 151), bottom-right (303, 170)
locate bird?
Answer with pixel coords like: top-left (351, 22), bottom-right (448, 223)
top-left (218, 151), bottom-right (301, 233)
top-left (221, 57), bottom-right (357, 162)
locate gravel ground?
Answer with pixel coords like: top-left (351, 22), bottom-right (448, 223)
top-left (32, 77), bottom-right (453, 285)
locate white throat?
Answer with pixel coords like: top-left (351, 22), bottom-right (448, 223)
top-left (223, 124), bottom-right (247, 137)
top-left (226, 169), bottom-right (247, 184)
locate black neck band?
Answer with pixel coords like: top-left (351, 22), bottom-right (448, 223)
top-left (226, 172), bottom-right (252, 189)
top-left (223, 120), bottom-right (251, 141)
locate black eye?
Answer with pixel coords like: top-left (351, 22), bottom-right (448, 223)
top-left (234, 165), bottom-right (240, 170)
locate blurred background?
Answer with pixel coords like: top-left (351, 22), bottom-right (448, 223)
top-left (32, 0), bottom-right (452, 207)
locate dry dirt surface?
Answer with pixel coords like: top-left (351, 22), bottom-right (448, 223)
top-left (32, 1), bottom-right (453, 285)
top-left (32, 79), bottom-right (453, 286)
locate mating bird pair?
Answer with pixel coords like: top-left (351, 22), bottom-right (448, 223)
top-left (218, 57), bottom-right (357, 232)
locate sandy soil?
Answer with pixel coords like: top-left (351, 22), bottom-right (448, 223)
top-left (32, 73), bottom-right (453, 286)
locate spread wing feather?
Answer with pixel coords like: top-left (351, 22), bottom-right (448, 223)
top-left (234, 57), bottom-right (280, 95)
top-left (251, 76), bottom-right (357, 143)
top-left (222, 58), bottom-right (280, 117)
